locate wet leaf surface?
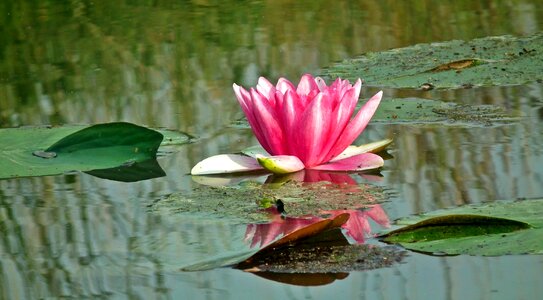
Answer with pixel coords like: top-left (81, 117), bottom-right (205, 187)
top-left (379, 199), bottom-right (543, 256)
top-left (322, 32), bottom-right (543, 89)
top-left (381, 214), bottom-right (530, 243)
top-left (372, 98), bottom-right (515, 126)
top-left (233, 98), bottom-right (516, 127)
top-left (0, 123), bottom-right (191, 179)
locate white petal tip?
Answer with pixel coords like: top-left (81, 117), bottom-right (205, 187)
top-left (191, 154), bottom-right (263, 175)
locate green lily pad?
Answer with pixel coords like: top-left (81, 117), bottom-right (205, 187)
top-left (0, 122), bottom-right (181, 179)
top-left (379, 199), bottom-right (543, 256)
top-left (322, 33), bottom-right (543, 89)
top-left (372, 98), bottom-right (513, 125)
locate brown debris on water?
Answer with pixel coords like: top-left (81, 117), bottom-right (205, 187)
top-left (237, 243), bottom-right (406, 273)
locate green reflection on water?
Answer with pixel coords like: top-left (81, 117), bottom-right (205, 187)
top-left (1, 1), bottom-right (542, 128)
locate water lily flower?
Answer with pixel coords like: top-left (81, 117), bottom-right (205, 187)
top-left (191, 74), bottom-right (389, 175)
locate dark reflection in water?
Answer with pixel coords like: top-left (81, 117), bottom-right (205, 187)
top-left (0, 0), bottom-right (543, 299)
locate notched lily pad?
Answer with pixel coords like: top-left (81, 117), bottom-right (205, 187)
top-left (43, 122), bottom-right (162, 156)
top-left (323, 32), bottom-right (543, 89)
top-left (0, 123), bottom-right (192, 179)
top-left (379, 199), bottom-right (543, 256)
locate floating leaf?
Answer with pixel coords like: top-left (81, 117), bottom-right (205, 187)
top-left (151, 180), bottom-right (388, 223)
top-left (234, 98), bottom-right (514, 127)
top-left (0, 122), bottom-right (187, 179)
top-left (379, 199), bottom-right (543, 256)
top-left (159, 128), bottom-right (195, 146)
top-left (381, 214), bottom-right (530, 243)
top-left (323, 33), bottom-right (543, 89)
top-left (44, 122), bottom-right (162, 158)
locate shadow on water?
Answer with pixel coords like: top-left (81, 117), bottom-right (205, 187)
top-left (0, 0), bottom-right (543, 299)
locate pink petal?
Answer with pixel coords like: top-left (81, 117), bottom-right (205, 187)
top-left (310, 152), bottom-right (384, 171)
top-left (233, 84), bottom-right (271, 152)
top-left (326, 91), bottom-right (383, 160)
top-left (319, 87), bottom-right (359, 162)
top-left (295, 92), bottom-right (332, 166)
top-left (276, 78), bottom-right (296, 94)
top-left (315, 77), bottom-right (327, 91)
top-left (250, 88), bottom-right (286, 154)
top-left (256, 155), bottom-right (305, 174)
top-left (351, 79), bottom-right (362, 104)
top-left (256, 77), bottom-right (275, 99)
top-left (281, 89), bottom-right (303, 155)
top-left (191, 154), bottom-right (263, 175)
top-left (296, 74), bottom-right (318, 96)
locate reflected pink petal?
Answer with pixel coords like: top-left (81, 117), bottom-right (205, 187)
top-left (246, 204), bottom-right (390, 247)
top-left (321, 205), bottom-right (390, 244)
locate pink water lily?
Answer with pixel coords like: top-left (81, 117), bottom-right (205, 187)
top-left (191, 74), bottom-right (388, 175)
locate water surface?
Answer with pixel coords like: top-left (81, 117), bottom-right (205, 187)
top-left (1, 1), bottom-right (543, 299)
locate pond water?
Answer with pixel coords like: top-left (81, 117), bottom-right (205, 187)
top-left (1, 1), bottom-right (543, 299)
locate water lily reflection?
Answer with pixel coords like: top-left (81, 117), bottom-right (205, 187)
top-left (191, 74), bottom-right (390, 176)
top-left (192, 168), bottom-right (383, 187)
top-left (245, 204), bottom-right (390, 248)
